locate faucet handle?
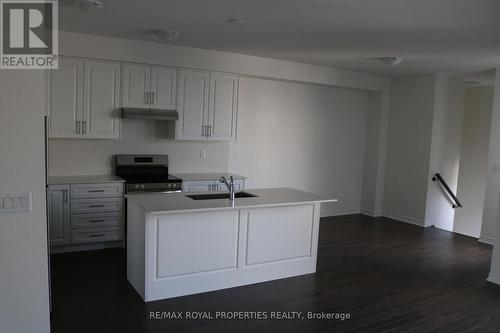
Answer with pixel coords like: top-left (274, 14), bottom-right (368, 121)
top-left (220, 176), bottom-right (226, 183)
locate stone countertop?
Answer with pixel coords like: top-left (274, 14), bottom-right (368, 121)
top-left (126, 187), bottom-right (337, 215)
top-left (171, 173), bottom-right (246, 181)
top-left (48, 175), bottom-right (125, 185)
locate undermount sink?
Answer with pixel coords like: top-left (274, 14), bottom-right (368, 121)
top-left (186, 192), bottom-right (258, 200)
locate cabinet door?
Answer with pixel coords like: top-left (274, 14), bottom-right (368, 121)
top-left (83, 60), bottom-right (121, 139)
top-left (207, 73), bottom-right (238, 141)
top-left (122, 64), bottom-right (151, 108)
top-left (48, 57), bottom-right (83, 138)
top-left (176, 70), bottom-right (210, 141)
top-left (151, 66), bottom-right (176, 110)
top-left (182, 180), bottom-right (217, 192)
top-left (47, 185), bottom-right (70, 246)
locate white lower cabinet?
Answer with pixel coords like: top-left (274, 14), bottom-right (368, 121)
top-left (48, 182), bottom-right (124, 251)
top-left (47, 185), bottom-right (71, 246)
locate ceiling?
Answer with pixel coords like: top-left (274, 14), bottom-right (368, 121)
top-left (60, 0), bottom-right (500, 76)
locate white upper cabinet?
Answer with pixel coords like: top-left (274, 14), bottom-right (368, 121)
top-left (207, 73), bottom-right (238, 141)
top-left (48, 57), bottom-right (83, 138)
top-left (122, 64), bottom-right (176, 110)
top-left (176, 69), bottom-right (210, 141)
top-left (151, 67), bottom-right (176, 109)
top-left (176, 69), bottom-right (238, 141)
top-left (83, 60), bottom-right (121, 139)
top-left (48, 57), bottom-right (121, 139)
top-left (122, 64), bottom-right (151, 108)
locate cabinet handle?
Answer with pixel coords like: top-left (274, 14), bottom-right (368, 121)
top-left (88, 204), bottom-right (105, 208)
top-left (202, 125), bottom-right (206, 136)
top-left (82, 121), bottom-right (87, 134)
top-left (89, 219), bottom-right (105, 223)
top-left (145, 92), bottom-right (149, 104)
top-left (63, 190), bottom-right (68, 203)
top-left (209, 125), bottom-right (212, 136)
top-left (88, 189), bottom-right (105, 193)
top-left (89, 234), bottom-right (105, 238)
top-left (76, 121), bottom-right (81, 134)
top-left (151, 92), bottom-right (155, 105)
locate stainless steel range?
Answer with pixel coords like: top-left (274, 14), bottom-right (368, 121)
top-left (115, 155), bottom-right (182, 193)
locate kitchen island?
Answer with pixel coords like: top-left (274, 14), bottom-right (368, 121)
top-left (126, 188), bottom-right (337, 302)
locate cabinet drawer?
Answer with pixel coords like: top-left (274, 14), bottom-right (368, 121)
top-left (71, 212), bottom-right (123, 229)
top-left (71, 198), bottom-right (123, 214)
top-left (71, 226), bottom-right (123, 244)
top-left (70, 183), bottom-right (123, 199)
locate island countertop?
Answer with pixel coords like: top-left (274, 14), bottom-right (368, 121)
top-left (126, 187), bottom-right (337, 215)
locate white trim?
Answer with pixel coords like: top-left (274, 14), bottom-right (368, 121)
top-left (360, 209), bottom-right (383, 217)
top-left (383, 211), bottom-right (432, 228)
top-left (60, 32), bottom-right (390, 93)
top-left (320, 209), bottom-right (361, 218)
top-left (487, 273), bottom-right (500, 285)
top-left (479, 235), bottom-right (495, 245)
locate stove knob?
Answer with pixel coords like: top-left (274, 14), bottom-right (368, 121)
top-left (134, 184), bottom-right (139, 189)
top-left (140, 184), bottom-right (145, 189)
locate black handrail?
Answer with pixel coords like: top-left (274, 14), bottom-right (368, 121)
top-left (432, 173), bottom-right (462, 209)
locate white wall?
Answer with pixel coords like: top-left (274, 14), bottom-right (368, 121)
top-left (51, 75), bottom-right (373, 217)
top-left (383, 75), bottom-right (436, 226)
top-left (0, 72), bottom-right (50, 332)
top-left (228, 77), bottom-right (370, 216)
top-left (485, 69), bottom-right (500, 285)
top-left (361, 92), bottom-right (383, 216)
top-left (49, 121), bottom-right (230, 175)
top-left (454, 86), bottom-right (493, 238)
top-left (424, 76), bottom-right (465, 231)
top-left (48, 32), bottom-right (391, 217)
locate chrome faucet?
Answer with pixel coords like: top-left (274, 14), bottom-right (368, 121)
top-left (220, 176), bottom-right (235, 201)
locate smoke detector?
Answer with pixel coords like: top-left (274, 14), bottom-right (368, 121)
top-left (377, 57), bottom-right (403, 67)
top-left (154, 30), bottom-right (180, 41)
top-left (226, 18), bottom-right (244, 24)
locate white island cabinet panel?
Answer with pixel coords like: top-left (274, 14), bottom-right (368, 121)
top-left (156, 210), bottom-right (239, 278)
top-left (245, 205), bottom-right (314, 266)
top-left (125, 187), bottom-right (336, 302)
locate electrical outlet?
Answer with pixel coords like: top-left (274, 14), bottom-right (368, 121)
top-left (0, 193), bottom-right (32, 213)
top-left (200, 150), bottom-right (207, 160)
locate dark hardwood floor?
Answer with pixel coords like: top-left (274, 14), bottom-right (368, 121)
top-left (50, 215), bottom-right (500, 333)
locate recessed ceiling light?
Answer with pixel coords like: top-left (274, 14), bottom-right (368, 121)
top-left (85, 0), bottom-right (103, 7)
top-left (226, 18), bottom-right (244, 24)
top-left (376, 57), bottom-right (403, 67)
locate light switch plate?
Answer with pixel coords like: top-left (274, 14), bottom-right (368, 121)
top-left (0, 192), bottom-right (32, 213)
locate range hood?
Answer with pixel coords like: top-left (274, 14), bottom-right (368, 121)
top-left (121, 108), bottom-right (179, 121)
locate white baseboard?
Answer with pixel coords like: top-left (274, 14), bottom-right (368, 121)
top-left (487, 273), bottom-right (500, 285)
top-left (479, 235), bottom-right (495, 245)
top-left (320, 208), bottom-right (361, 218)
top-left (360, 209), bottom-right (383, 217)
top-left (382, 211), bottom-right (432, 228)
